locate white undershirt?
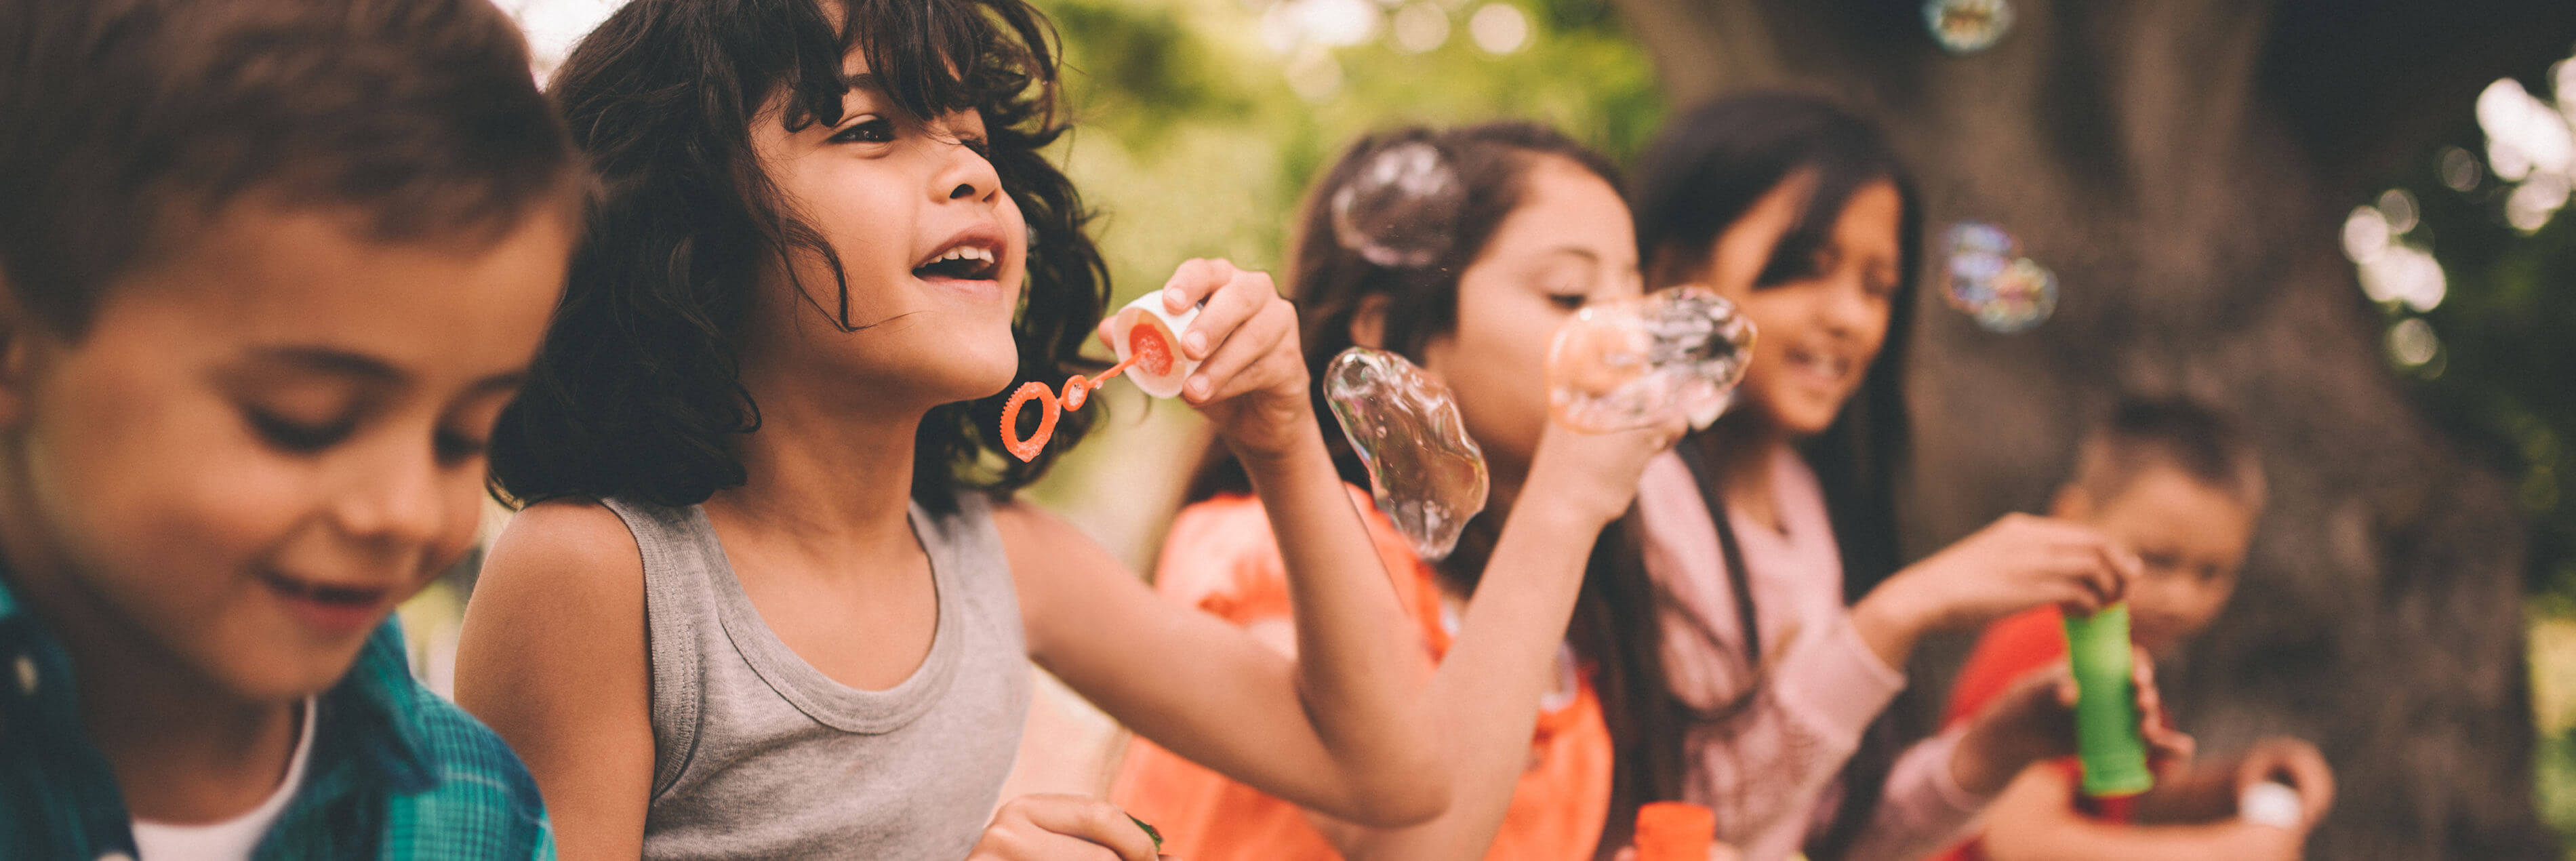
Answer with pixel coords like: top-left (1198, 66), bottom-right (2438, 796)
top-left (129, 697), bottom-right (317, 861)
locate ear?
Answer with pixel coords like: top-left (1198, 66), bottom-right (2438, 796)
top-left (1348, 294), bottom-right (1392, 350)
top-left (2048, 483), bottom-right (2091, 520)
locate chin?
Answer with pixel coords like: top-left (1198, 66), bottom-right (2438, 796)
top-left (211, 645), bottom-right (367, 703)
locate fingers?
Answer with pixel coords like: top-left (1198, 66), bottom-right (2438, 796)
top-left (978, 795), bottom-right (1160, 861)
top-left (1095, 315), bottom-right (1118, 353)
top-left (1169, 259), bottom-right (1257, 360)
top-left (2240, 738), bottom-right (2337, 822)
top-left (1190, 299), bottom-right (1298, 403)
top-left (1157, 258), bottom-right (1236, 317)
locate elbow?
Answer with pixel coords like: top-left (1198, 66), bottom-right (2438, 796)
top-left (1333, 748), bottom-right (1453, 827)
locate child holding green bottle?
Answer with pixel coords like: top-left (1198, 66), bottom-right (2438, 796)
top-left (1935, 398), bottom-right (2337, 861)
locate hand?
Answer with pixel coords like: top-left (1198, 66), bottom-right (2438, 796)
top-left (1952, 649), bottom-right (2189, 796)
top-left (2233, 736), bottom-right (2335, 828)
top-left (1863, 513), bottom-right (2141, 640)
top-left (1523, 414), bottom-right (1689, 529)
top-left (967, 795), bottom-right (1162, 861)
top-left (1100, 259), bottom-right (1311, 462)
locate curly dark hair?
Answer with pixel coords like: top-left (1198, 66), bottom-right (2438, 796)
top-left (488, 0), bottom-right (1108, 511)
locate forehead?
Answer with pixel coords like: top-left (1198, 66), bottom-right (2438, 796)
top-left (98, 202), bottom-right (570, 379)
top-left (1484, 157), bottom-right (1635, 266)
top-left (2096, 467), bottom-right (2257, 541)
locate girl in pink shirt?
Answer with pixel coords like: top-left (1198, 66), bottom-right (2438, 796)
top-left (1619, 94), bottom-right (2183, 861)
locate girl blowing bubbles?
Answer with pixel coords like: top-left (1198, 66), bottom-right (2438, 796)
top-left (455, 1), bottom-right (1447, 858)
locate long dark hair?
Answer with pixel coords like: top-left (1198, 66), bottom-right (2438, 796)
top-left (487, 0), bottom-right (1108, 511)
top-left (1187, 121), bottom-right (1693, 855)
top-left (1630, 92), bottom-right (1924, 860)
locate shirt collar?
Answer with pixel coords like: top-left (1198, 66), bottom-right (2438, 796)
top-left (0, 571), bottom-right (441, 795)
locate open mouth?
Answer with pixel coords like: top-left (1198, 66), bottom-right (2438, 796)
top-left (1784, 346), bottom-right (1852, 384)
top-left (912, 244), bottom-right (1001, 282)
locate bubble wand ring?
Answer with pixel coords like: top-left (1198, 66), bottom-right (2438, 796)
top-left (999, 352), bottom-right (1140, 462)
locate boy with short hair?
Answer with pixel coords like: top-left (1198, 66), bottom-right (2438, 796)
top-left (1935, 397), bottom-right (2337, 861)
top-left (0, 0), bottom-right (580, 856)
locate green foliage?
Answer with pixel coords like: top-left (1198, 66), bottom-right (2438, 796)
top-left (1022, 0), bottom-right (1664, 514)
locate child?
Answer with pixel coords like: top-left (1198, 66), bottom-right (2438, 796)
top-left (0, 0), bottom-right (579, 857)
top-left (1933, 397), bottom-right (2337, 861)
top-left (1624, 93), bottom-right (2180, 861)
top-left (1116, 123), bottom-right (1689, 861)
top-left (454, 1), bottom-right (1449, 858)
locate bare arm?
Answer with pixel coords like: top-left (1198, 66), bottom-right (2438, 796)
top-left (454, 501), bottom-right (654, 861)
top-left (1014, 259), bottom-right (1449, 826)
top-left (1980, 765), bottom-right (2305, 861)
top-left (1003, 479), bottom-right (1445, 828)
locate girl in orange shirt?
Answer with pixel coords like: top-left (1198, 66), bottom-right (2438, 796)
top-left (1115, 122), bottom-right (1700, 860)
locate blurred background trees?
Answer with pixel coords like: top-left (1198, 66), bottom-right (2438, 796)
top-left (477, 0), bottom-right (2576, 856)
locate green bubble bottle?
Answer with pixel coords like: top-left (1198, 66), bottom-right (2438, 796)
top-left (2062, 603), bottom-right (2153, 800)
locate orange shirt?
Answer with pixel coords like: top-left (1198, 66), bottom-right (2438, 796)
top-left (1113, 492), bottom-right (1613, 861)
top-left (1931, 605), bottom-right (2076, 861)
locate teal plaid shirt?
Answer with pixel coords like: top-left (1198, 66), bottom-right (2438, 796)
top-left (0, 580), bottom-right (555, 859)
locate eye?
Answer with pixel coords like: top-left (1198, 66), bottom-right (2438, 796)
top-left (828, 117), bottom-right (896, 144)
top-left (432, 428), bottom-right (489, 465)
top-left (245, 408), bottom-right (357, 454)
top-left (1546, 292), bottom-right (1588, 311)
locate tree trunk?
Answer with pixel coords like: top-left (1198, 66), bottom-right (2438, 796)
top-left (1601, 1), bottom-right (2576, 856)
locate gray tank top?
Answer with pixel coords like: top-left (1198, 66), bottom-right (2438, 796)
top-left (603, 491), bottom-right (1029, 860)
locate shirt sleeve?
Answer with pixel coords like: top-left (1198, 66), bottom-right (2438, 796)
top-left (1835, 727), bottom-right (1996, 861)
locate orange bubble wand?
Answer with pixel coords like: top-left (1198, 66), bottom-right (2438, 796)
top-left (999, 321), bottom-right (1175, 462)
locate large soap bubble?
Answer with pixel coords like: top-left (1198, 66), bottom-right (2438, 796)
top-left (1324, 347), bottom-right (1489, 561)
top-left (1330, 140), bottom-right (1466, 268)
top-left (1546, 287), bottom-right (1756, 434)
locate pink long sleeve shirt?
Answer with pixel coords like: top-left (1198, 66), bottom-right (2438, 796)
top-left (1636, 449), bottom-right (1991, 861)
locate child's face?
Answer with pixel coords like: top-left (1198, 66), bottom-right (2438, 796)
top-left (1695, 177), bottom-right (1901, 438)
top-left (1418, 156), bottom-right (1641, 478)
top-left (2055, 466), bottom-right (2257, 655)
top-left (746, 54), bottom-right (1028, 411)
top-left (0, 203), bottom-right (570, 702)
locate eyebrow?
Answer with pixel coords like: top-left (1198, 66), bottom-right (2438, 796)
top-left (243, 346), bottom-right (525, 394)
top-left (1539, 247), bottom-right (1603, 262)
top-left (246, 345), bottom-right (403, 384)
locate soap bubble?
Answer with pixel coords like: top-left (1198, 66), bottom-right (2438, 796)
top-left (1941, 221), bottom-right (2058, 332)
top-left (1923, 0), bottom-right (2012, 54)
top-left (1546, 287), bottom-right (1756, 434)
top-left (1975, 256), bottom-right (2058, 333)
top-left (1324, 347), bottom-right (1490, 561)
top-left (1331, 141), bottom-right (1464, 268)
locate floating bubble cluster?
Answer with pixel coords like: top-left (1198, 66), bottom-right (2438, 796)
top-left (1923, 0), bottom-right (2013, 54)
top-left (1546, 287), bottom-right (1756, 434)
top-left (1324, 347), bottom-right (1489, 561)
top-left (1330, 141), bottom-right (1466, 268)
top-left (1941, 221), bottom-right (2058, 333)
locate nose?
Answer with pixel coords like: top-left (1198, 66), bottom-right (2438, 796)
top-left (931, 133), bottom-right (1001, 205)
top-left (1816, 271), bottom-right (1879, 338)
top-left (330, 442), bottom-right (449, 561)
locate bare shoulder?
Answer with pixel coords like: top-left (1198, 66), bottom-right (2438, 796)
top-left (482, 498), bottom-right (645, 589)
top-left (457, 498), bottom-right (647, 694)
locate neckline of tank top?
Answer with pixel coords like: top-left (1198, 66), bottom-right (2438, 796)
top-left (685, 495), bottom-right (973, 735)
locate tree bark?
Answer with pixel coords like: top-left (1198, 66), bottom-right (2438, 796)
top-left (1602, 0), bottom-right (2576, 856)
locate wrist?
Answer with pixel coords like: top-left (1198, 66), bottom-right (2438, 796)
top-left (1950, 718), bottom-right (2036, 797)
top-left (1230, 414), bottom-right (1328, 473)
top-left (1851, 583), bottom-right (1929, 668)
